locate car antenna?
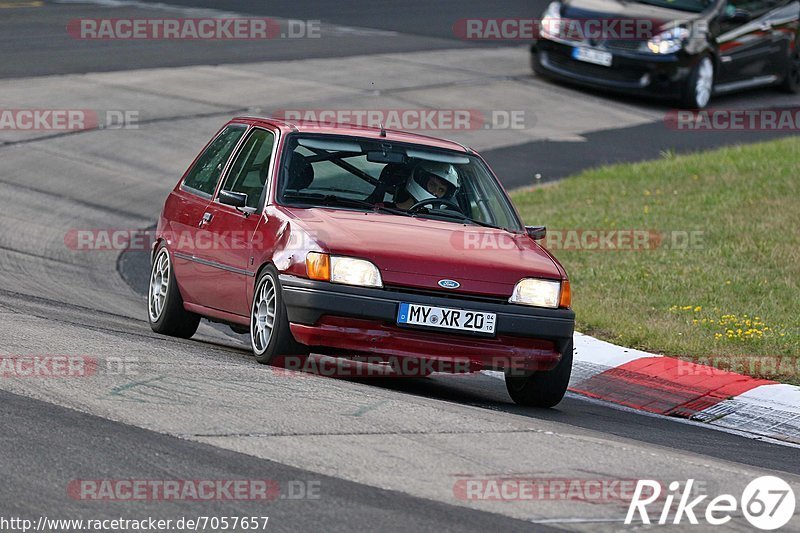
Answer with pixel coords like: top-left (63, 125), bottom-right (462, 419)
top-left (371, 81), bottom-right (387, 137)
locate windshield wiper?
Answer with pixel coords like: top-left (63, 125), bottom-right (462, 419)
top-left (284, 193), bottom-right (508, 229)
top-left (414, 208), bottom-right (507, 230)
top-left (283, 193), bottom-right (411, 217)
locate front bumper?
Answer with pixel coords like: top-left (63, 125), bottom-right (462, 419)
top-left (280, 275), bottom-right (575, 372)
top-left (533, 39), bottom-right (692, 98)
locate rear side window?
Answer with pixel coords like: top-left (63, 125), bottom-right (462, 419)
top-left (182, 125), bottom-right (247, 196)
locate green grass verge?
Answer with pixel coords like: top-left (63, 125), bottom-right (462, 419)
top-left (510, 137), bottom-right (800, 384)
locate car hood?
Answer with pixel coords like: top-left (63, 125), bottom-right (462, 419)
top-left (283, 207), bottom-right (562, 297)
top-left (560, 0), bottom-right (699, 31)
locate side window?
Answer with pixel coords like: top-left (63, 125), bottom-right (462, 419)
top-left (182, 125), bottom-right (247, 196)
top-left (221, 128), bottom-right (276, 208)
top-left (462, 165), bottom-right (518, 229)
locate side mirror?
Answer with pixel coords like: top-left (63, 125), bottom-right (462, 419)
top-left (525, 225), bottom-right (546, 240)
top-left (219, 190), bottom-right (256, 217)
top-left (219, 190), bottom-right (248, 208)
top-left (723, 8), bottom-right (751, 23)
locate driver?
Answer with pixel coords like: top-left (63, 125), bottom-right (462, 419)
top-left (395, 161), bottom-right (460, 211)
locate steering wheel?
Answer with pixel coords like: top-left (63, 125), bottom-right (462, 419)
top-left (407, 198), bottom-right (462, 214)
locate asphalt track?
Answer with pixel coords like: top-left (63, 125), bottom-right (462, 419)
top-left (3, 0), bottom-right (799, 182)
top-left (1, 1), bottom-right (799, 531)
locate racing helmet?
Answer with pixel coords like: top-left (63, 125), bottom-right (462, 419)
top-left (405, 161), bottom-right (459, 202)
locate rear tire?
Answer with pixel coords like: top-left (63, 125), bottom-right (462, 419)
top-left (505, 340), bottom-right (573, 407)
top-left (148, 245), bottom-right (201, 338)
top-left (780, 45), bottom-right (800, 93)
top-left (680, 56), bottom-right (714, 109)
top-left (250, 266), bottom-right (307, 364)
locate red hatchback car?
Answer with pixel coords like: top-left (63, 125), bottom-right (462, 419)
top-left (149, 117), bottom-right (575, 406)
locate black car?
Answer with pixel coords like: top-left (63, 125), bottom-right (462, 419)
top-left (531, 0), bottom-right (800, 107)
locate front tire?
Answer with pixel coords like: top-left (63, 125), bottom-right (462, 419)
top-left (531, 46), bottom-right (547, 77)
top-left (681, 56), bottom-right (714, 109)
top-left (148, 245), bottom-right (200, 338)
top-left (780, 45), bottom-right (800, 93)
top-left (505, 340), bottom-right (573, 407)
top-left (250, 266), bottom-right (306, 364)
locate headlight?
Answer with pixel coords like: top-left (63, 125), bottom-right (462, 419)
top-left (645, 27), bottom-right (689, 54)
top-left (509, 278), bottom-right (567, 308)
top-left (306, 252), bottom-right (383, 288)
top-left (331, 256), bottom-right (383, 287)
top-left (540, 1), bottom-right (562, 39)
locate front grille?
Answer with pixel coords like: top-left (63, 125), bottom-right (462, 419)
top-left (604, 40), bottom-right (643, 52)
top-left (547, 50), bottom-right (648, 83)
top-left (383, 286), bottom-right (509, 305)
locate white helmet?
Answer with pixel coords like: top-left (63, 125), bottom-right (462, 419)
top-left (405, 161), bottom-right (459, 202)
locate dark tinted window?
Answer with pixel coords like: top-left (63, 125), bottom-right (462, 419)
top-left (183, 125), bottom-right (246, 196)
top-left (726, 0), bottom-right (769, 14)
top-left (634, 0), bottom-right (713, 12)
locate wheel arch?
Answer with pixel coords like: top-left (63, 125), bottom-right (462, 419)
top-left (249, 260), bottom-right (279, 310)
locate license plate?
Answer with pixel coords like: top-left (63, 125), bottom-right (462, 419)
top-left (572, 47), bottom-right (612, 67)
top-left (397, 303), bottom-right (496, 335)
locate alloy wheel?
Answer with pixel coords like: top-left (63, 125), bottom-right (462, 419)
top-left (251, 274), bottom-right (277, 355)
top-left (695, 57), bottom-right (714, 108)
top-left (148, 249), bottom-right (170, 322)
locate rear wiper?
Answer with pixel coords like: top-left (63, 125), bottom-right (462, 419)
top-left (415, 208), bottom-right (506, 230)
top-left (283, 193), bottom-right (411, 217)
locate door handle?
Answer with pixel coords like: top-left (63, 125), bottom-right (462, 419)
top-left (759, 21), bottom-right (772, 31)
top-left (199, 212), bottom-right (213, 227)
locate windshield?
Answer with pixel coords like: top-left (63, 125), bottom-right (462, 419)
top-left (633, 0), bottom-right (714, 13)
top-left (276, 135), bottom-right (524, 232)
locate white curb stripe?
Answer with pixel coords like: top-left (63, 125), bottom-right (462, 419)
top-left (572, 332), bottom-right (659, 368)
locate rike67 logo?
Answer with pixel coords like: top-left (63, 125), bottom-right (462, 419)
top-left (626, 477), bottom-right (796, 530)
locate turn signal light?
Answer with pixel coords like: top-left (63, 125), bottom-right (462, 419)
top-left (559, 279), bottom-right (571, 308)
top-left (306, 252), bottom-right (330, 281)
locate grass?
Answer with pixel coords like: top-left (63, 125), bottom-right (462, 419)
top-left (510, 137), bottom-right (800, 384)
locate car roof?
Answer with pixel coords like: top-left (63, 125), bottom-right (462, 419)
top-left (233, 116), bottom-right (473, 153)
